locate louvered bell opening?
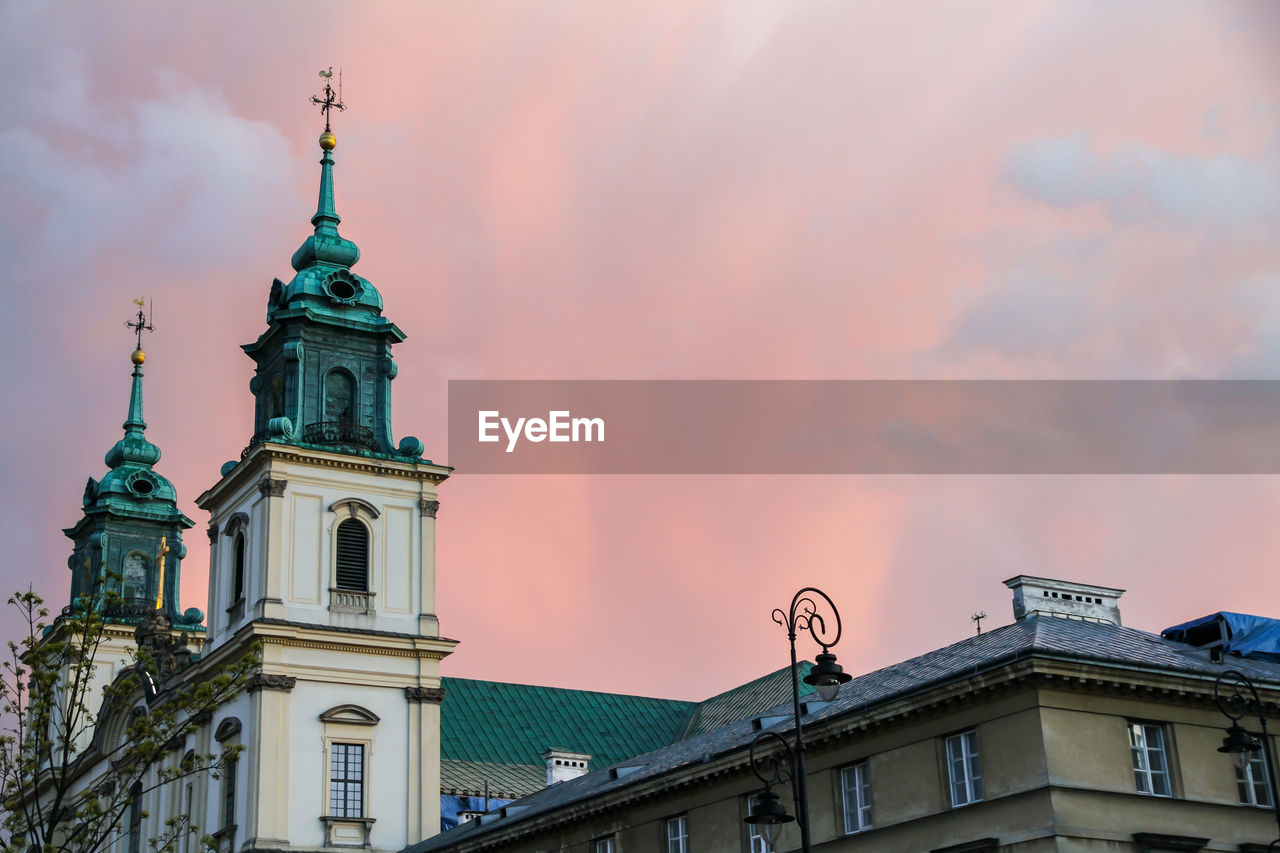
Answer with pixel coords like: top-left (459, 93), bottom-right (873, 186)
top-left (335, 519), bottom-right (369, 591)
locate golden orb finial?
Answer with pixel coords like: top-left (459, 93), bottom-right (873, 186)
top-left (319, 131), bottom-right (337, 150)
top-left (131, 348), bottom-right (146, 366)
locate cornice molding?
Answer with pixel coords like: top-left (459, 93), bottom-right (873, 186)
top-left (198, 443), bottom-right (449, 510)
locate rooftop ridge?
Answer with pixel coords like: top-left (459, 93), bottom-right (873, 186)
top-left (442, 675), bottom-right (698, 706)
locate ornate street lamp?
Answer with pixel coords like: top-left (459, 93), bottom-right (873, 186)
top-left (1214, 670), bottom-right (1280, 847)
top-left (744, 587), bottom-right (851, 853)
top-left (745, 731), bottom-right (797, 850)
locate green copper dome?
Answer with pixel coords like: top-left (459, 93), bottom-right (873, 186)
top-left (95, 356), bottom-right (180, 509)
top-left (271, 142), bottom-right (385, 322)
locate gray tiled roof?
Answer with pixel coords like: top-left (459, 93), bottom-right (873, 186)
top-left (408, 615), bottom-right (1280, 853)
top-left (440, 760), bottom-right (545, 799)
top-left (682, 661), bottom-right (815, 738)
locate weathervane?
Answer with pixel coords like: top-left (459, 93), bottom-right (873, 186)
top-left (971, 610), bottom-right (988, 635)
top-left (125, 298), bottom-right (154, 352)
top-left (310, 67), bottom-right (345, 133)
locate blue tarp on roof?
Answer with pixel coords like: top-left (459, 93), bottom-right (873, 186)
top-left (441, 795), bottom-right (512, 832)
top-left (1161, 612), bottom-right (1280, 662)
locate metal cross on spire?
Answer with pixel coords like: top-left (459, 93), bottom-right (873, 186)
top-left (310, 67), bottom-right (345, 133)
top-left (125, 298), bottom-right (154, 351)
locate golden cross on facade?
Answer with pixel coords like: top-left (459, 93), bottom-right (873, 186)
top-left (154, 536), bottom-right (170, 611)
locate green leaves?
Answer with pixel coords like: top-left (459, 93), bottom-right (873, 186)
top-left (0, 588), bottom-right (258, 853)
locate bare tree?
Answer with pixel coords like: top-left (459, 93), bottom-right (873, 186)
top-left (0, 588), bottom-right (259, 853)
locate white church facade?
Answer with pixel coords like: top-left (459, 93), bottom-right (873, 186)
top-left (51, 91), bottom-right (459, 853)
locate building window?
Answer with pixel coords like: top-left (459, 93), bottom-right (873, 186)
top-left (1236, 739), bottom-right (1274, 807)
top-left (746, 795), bottom-right (773, 853)
top-left (334, 519), bottom-right (369, 591)
top-left (1129, 722), bottom-right (1172, 797)
top-left (946, 730), bottom-right (983, 807)
top-left (666, 815), bottom-right (688, 853)
top-left (231, 532), bottom-right (246, 603)
top-left (840, 761), bottom-right (872, 832)
top-left (593, 836), bottom-right (616, 853)
top-left (329, 742), bottom-right (365, 818)
top-left (222, 756), bottom-right (238, 829)
top-left (127, 782), bottom-right (142, 853)
top-left (184, 783), bottom-right (194, 853)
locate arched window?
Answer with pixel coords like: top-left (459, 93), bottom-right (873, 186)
top-left (122, 552), bottom-right (149, 603)
top-left (232, 532), bottom-right (246, 603)
top-left (324, 369), bottom-right (357, 424)
top-left (334, 519), bottom-right (369, 591)
top-left (127, 782), bottom-right (143, 853)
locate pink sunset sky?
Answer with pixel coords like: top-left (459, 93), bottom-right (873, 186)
top-left (3, 1), bottom-right (1280, 700)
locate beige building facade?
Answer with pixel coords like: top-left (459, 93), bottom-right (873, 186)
top-left (410, 579), bottom-right (1280, 853)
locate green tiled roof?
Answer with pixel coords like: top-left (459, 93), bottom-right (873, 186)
top-left (439, 665), bottom-right (820, 799)
top-left (682, 661), bottom-right (815, 738)
top-left (440, 678), bottom-right (695, 768)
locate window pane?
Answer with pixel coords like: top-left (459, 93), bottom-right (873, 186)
top-left (330, 743), bottom-right (365, 818)
top-left (747, 796), bottom-right (773, 853)
top-left (666, 816), bottom-right (687, 853)
top-left (946, 732), bottom-right (980, 806)
top-left (1129, 722), bottom-right (1172, 797)
top-left (1236, 743), bottom-right (1274, 806)
top-left (841, 763), bottom-right (871, 832)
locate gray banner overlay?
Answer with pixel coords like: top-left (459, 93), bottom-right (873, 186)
top-left (446, 380), bottom-right (1280, 474)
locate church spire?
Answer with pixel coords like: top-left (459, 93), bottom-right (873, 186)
top-left (242, 73), bottom-right (422, 461)
top-left (106, 304), bottom-right (160, 469)
top-left (64, 303), bottom-right (199, 630)
top-left (291, 70), bottom-right (359, 272)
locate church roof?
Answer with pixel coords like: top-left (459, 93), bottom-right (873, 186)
top-left (438, 665), bottom-right (816, 798)
top-left (439, 677), bottom-right (692, 793)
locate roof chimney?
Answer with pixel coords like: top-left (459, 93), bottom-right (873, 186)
top-left (1003, 575), bottom-right (1125, 626)
top-left (542, 749), bottom-right (591, 786)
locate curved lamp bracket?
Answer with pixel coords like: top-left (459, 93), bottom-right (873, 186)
top-left (773, 586), bottom-right (844, 653)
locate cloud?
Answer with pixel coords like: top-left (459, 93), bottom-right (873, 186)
top-left (937, 272), bottom-right (1089, 360)
top-left (0, 65), bottom-right (298, 273)
top-left (1006, 134), bottom-right (1280, 229)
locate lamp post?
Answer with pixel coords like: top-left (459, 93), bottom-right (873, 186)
top-left (1214, 670), bottom-right (1280, 847)
top-left (744, 587), bottom-right (852, 853)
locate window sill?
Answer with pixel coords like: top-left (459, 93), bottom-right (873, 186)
top-left (948, 798), bottom-right (984, 809)
top-left (329, 588), bottom-right (376, 615)
top-left (320, 816), bottom-right (375, 847)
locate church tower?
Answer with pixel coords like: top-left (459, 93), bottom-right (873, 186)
top-left (63, 321), bottom-right (201, 632)
top-left (194, 80), bottom-right (455, 852)
top-left (59, 323), bottom-right (204, 754)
